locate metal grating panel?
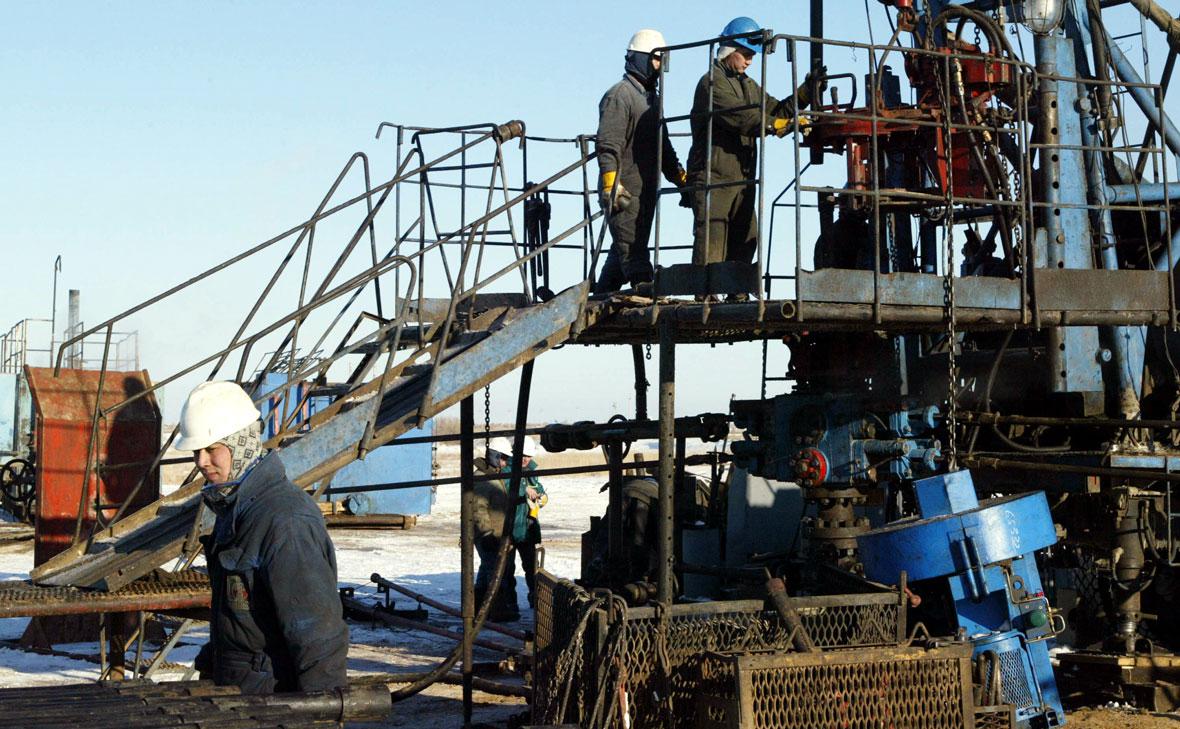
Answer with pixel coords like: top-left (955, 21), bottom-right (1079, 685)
top-left (696, 645), bottom-right (975, 729)
top-left (532, 570), bottom-right (909, 729)
top-left (998, 648), bottom-right (1036, 709)
top-left (0, 570), bottom-right (209, 618)
top-left (795, 600), bottom-right (900, 648)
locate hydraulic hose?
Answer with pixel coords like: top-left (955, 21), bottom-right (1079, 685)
top-left (391, 361), bottom-right (536, 703)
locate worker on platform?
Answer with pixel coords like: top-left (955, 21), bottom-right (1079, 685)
top-left (181, 381), bottom-right (348, 694)
top-left (594, 28), bottom-right (691, 294)
top-left (687, 17), bottom-right (826, 297)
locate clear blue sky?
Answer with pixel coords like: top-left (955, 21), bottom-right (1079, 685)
top-left (2, 1), bottom-right (1173, 422)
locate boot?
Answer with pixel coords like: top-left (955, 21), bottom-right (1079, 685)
top-left (490, 587), bottom-right (520, 623)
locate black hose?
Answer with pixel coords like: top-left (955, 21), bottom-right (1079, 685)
top-left (390, 361), bottom-right (536, 703)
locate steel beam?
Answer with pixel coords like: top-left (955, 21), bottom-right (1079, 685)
top-left (657, 320), bottom-right (676, 604)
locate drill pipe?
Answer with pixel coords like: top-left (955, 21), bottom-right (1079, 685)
top-left (370, 573), bottom-right (528, 641)
top-left (342, 595), bottom-right (518, 653)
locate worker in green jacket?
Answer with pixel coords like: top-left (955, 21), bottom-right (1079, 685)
top-left (507, 436), bottom-right (547, 608)
top-left (686, 16), bottom-right (825, 291)
top-left (473, 436), bottom-right (549, 620)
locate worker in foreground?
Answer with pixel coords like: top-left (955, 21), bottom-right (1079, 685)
top-left (181, 381), bottom-right (348, 694)
top-left (594, 28), bottom-right (691, 294)
top-left (687, 16), bottom-right (825, 298)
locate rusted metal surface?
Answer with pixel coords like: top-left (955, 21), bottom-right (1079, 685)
top-left (532, 569), bottom-right (908, 729)
top-left (694, 644), bottom-right (975, 729)
top-left (0, 569), bottom-right (208, 618)
top-left (0, 680), bottom-right (391, 728)
top-left (25, 367), bottom-right (160, 565)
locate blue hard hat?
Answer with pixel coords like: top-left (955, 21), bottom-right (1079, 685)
top-left (720, 16), bottom-right (763, 54)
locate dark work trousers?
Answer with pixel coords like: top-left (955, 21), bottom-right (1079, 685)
top-left (691, 179), bottom-right (758, 266)
top-left (513, 542), bottom-right (538, 607)
top-left (475, 534), bottom-right (516, 608)
top-left (594, 192), bottom-right (657, 293)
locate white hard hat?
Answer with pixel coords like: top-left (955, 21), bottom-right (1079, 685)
top-left (522, 435), bottom-right (538, 457)
top-left (175, 381), bottom-right (262, 451)
top-left (628, 29), bottom-right (667, 56)
top-left (488, 436), bottom-right (514, 458)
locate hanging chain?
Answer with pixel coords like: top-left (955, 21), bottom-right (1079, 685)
top-left (483, 384), bottom-right (491, 448)
top-left (645, 343), bottom-right (652, 361)
top-left (944, 215), bottom-right (958, 471)
top-left (943, 60), bottom-right (960, 472)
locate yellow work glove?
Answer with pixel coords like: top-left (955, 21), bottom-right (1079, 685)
top-left (771, 116), bottom-right (812, 138)
top-left (670, 166), bottom-right (693, 208)
top-left (599, 170), bottom-right (633, 213)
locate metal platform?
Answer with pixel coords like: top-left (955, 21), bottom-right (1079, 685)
top-left (0, 569), bottom-right (209, 618)
top-left (572, 267), bottom-right (1176, 346)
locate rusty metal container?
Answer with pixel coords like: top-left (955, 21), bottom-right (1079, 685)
top-left (25, 367), bottom-right (160, 565)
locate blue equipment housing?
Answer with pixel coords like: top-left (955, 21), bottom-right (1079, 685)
top-left (859, 470), bottom-right (1064, 728)
top-left (256, 373), bottom-right (434, 517)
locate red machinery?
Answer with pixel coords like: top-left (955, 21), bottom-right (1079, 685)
top-left (25, 367), bottom-right (161, 565)
top-left (805, 23), bottom-right (1021, 206)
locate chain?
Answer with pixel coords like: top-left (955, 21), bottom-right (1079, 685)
top-left (483, 385), bottom-right (491, 448)
top-left (645, 343), bottom-right (652, 361)
top-left (943, 62), bottom-right (959, 472)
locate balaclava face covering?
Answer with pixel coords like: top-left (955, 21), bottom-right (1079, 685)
top-left (624, 50), bottom-right (658, 89)
top-left (201, 421), bottom-right (263, 514)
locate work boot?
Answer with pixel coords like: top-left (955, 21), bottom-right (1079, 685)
top-left (490, 589), bottom-right (520, 623)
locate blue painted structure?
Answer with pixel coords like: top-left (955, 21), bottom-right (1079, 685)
top-left (256, 373), bottom-right (433, 516)
top-left (860, 471), bottom-right (1064, 728)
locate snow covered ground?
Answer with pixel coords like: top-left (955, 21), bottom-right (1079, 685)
top-left (0, 452), bottom-right (610, 724)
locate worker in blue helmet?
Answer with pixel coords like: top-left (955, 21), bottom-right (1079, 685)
top-left (686, 17), bottom-right (826, 299)
top-left (593, 29), bottom-right (691, 294)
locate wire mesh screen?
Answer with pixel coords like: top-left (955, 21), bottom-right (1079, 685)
top-left (532, 569), bottom-right (909, 729)
top-left (793, 596), bottom-right (902, 648)
top-left (694, 645), bottom-right (975, 729)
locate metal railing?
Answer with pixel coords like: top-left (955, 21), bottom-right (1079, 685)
top-left (50, 119), bottom-right (602, 546)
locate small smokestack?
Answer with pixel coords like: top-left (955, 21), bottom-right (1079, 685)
top-left (67, 289), bottom-right (80, 368)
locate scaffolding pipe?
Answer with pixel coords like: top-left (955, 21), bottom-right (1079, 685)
top-left (657, 320), bottom-right (676, 604)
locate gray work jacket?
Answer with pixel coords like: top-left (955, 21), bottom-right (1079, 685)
top-left (596, 73), bottom-right (682, 199)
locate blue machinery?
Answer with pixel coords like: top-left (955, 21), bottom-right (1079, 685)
top-left (861, 471), bottom-right (1064, 727)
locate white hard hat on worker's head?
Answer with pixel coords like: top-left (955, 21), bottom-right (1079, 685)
top-left (488, 436), bottom-right (514, 459)
top-left (175, 381), bottom-right (262, 451)
top-left (522, 435), bottom-right (538, 457)
top-left (628, 29), bottom-right (667, 57)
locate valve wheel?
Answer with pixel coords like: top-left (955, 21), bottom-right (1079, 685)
top-left (0, 458), bottom-right (35, 504)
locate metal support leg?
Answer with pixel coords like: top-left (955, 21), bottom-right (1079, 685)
top-left (606, 441), bottom-right (624, 579)
top-left (657, 321), bottom-right (676, 604)
top-left (460, 395), bottom-right (475, 727)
